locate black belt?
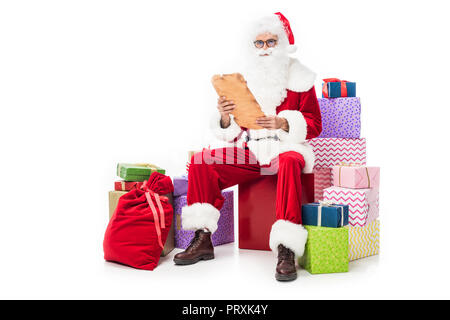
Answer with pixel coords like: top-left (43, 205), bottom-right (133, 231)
top-left (245, 135), bottom-right (279, 142)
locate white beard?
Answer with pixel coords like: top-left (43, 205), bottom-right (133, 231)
top-left (244, 47), bottom-right (290, 115)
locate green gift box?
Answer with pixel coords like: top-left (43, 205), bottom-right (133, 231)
top-left (116, 163), bottom-right (166, 182)
top-left (299, 225), bottom-right (349, 274)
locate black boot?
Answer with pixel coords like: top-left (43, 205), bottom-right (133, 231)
top-left (275, 244), bottom-right (297, 281)
top-left (173, 230), bottom-right (215, 265)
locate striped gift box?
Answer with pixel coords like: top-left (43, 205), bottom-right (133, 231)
top-left (309, 138), bottom-right (366, 169)
top-left (323, 186), bottom-right (379, 227)
top-left (313, 168), bottom-right (333, 202)
top-left (348, 220), bottom-right (380, 261)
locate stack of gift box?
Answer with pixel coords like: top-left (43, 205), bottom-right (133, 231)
top-left (109, 163), bottom-right (166, 218)
top-left (109, 163), bottom-right (166, 219)
top-left (172, 153), bottom-right (235, 249)
top-left (299, 79), bottom-right (381, 274)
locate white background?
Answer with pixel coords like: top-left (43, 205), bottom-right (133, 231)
top-left (1, 0), bottom-right (449, 299)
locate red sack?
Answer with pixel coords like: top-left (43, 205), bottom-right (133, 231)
top-left (103, 172), bottom-right (174, 270)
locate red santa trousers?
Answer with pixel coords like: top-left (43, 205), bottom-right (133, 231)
top-left (182, 147), bottom-right (309, 257)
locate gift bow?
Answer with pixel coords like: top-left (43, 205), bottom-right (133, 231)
top-left (120, 181), bottom-right (141, 190)
top-left (322, 78), bottom-right (349, 98)
top-left (141, 180), bottom-right (169, 249)
top-left (134, 163), bottom-right (160, 170)
top-left (337, 163), bottom-right (371, 188)
top-left (337, 162), bottom-right (360, 167)
top-left (319, 200), bottom-right (334, 206)
top-left (317, 201), bottom-right (344, 227)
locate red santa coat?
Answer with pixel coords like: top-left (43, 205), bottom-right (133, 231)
top-left (210, 58), bottom-right (322, 172)
top-left (182, 59), bottom-right (321, 257)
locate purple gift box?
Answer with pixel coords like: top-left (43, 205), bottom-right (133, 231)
top-left (173, 175), bottom-right (188, 197)
top-left (173, 190), bottom-right (234, 249)
top-left (318, 97), bottom-right (361, 139)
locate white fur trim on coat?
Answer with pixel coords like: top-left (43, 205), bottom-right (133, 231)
top-left (243, 136), bottom-right (315, 173)
top-left (247, 128), bottom-right (277, 140)
top-left (287, 59), bottom-right (316, 93)
top-left (246, 138), bottom-right (280, 166)
top-left (243, 140), bottom-right (315, 173)
top-left (277, 110), bottom-right (307, 144)
top-left (210, 113), bottom-right (242, 142)
top-left (181, 202), bottom-right (221, 234)
top-left (269, 220), bottom-right (308, 257)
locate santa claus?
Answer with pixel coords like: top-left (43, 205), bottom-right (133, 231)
top-left (173, 13), bottom-right (322, 281)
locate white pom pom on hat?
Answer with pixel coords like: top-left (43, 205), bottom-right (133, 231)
top-left (286, 44), bottom-right (298, 54)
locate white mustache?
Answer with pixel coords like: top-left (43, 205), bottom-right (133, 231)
top-left (255, 47), bottom-right (275, 56)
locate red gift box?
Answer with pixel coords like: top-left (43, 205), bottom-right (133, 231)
top-left (114, 181), bottom-right (144, 191)
top-left (238, 173), bottom-right (314, 251)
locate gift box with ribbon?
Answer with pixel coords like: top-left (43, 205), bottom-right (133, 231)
top-left (173, 175), bottom-right (188, 197)
top-left (348, 220), bottom-right (380, 261)
top-left (299, 225), bottom-right (349, 274)
top-left (173, 190), bottom-right (234, 249)
top-left (322, 78), bottom-right (356, 98)
top-left (332, 164), bottom-right (380, 189)
top-left (318, 97), bottom-right (361, 139)
top-left (323, 186), bottom-right (379, 227)
top-left (309, 138), bottom-right (367, 169)
top-left (302, 201), bottom-right (349, 228)
top-left (114, 181), bottom-right (144, 191)
top-left (116, 163), bottom-right (165, 182)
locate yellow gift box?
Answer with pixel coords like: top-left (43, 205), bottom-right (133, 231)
top-left (348, 220), bottom-right (380, 261)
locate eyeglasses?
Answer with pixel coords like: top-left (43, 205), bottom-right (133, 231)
top-left (253, 39), bottom-right (278, 48)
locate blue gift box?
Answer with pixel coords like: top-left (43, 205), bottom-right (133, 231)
top-left (322, 81), bottom-right (356, 98)
top-left (302, 202), bottom-right (349, 228)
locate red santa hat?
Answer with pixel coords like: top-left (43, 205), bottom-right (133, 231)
top-left (249, 12), bottom-right (297, 53)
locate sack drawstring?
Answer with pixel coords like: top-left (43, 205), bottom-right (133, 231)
top-left (142, 180), bottom-right (167, 249)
